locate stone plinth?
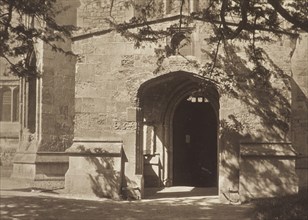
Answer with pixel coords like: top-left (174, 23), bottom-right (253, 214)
top-left (11, 152), bottom-right (68, 180)
top-left (239, 143), bottom-right (298, 201)
top-left (65, 140), bottom-right (124, 199)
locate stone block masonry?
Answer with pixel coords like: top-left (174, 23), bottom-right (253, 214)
top-left (70, 12), bottom-right (302, 199)
top-left (8, 0), bottom-right (307, 202)
top-left (65, 140), bottom-right (125, 199)
top-left (239, 143), bottom-right (298, 202)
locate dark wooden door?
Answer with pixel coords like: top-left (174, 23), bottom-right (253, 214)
top-left (173, 97), bottom-right (217, 187)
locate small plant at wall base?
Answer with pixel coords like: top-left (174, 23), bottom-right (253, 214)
top-left (0, 145), bottom-right (16, 167)
top-left (0, 0), bottom-right (76, 77)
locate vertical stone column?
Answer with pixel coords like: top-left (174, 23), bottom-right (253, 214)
top-left (12, 77), bottom-right (39, 180)
top-left (135, 104), bottom-right (143, 175)
top-left (134, 99), bottom-right (144, 198)
top-left (291, 33), bottom-right (308, 191)
top-left (12, 46), bottom-right (73, 182)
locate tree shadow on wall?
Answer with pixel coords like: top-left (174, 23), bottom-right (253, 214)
top-left (208, 41), bottom-right (298, 202)
top-left (221, 115), bottom-right (297, 202)
top-left (75, 145), bottom-right (121, 199)
top-left (76, 145), bottom-right (139, 200)
top-left (211, 42), bottom-right (291, 140)
top-left (220, 117), bottom-right (297, 203)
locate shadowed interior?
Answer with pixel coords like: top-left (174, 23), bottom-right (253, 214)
top-left (173, 97), bottom-right (217, 187)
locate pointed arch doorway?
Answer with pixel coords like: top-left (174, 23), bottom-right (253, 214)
top-left (136, 71), bottom-right (219, 190)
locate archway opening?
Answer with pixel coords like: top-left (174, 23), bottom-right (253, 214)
top-left (173, 96), bottom-right (218, 187)
top-left (136, 71), bottom-right (219, 191)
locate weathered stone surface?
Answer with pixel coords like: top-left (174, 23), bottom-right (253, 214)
top-left (239, 143), bottom-right (298, 201)
top-left (12, 152), bottom-right (68, 181)
top-left (2, 0), bottom-right (307, 201)
top-left (65, 141), bottom-right (124, 199)
top-left (70, 16), bottom-right (300, 198)
top-left (11, 13), bottom-right (75, 181)
top-left (0, 59), bottom-right (20, 169)
top-left (291, 33), bottom-right (308, 189)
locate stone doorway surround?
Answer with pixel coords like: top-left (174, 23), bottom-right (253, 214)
top-left (136, 71), bottom-right (298, 203)
top-left (136, 71), bottom-right (220, 189)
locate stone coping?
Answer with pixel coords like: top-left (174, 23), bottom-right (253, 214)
top-left (240, 142), bottom-right (297, 157)
top-left (73, 138), bottom-right (123, 143)
top-left (13, 152), bottom-right (68, 164)
top-left (66, 140), bottom-right (123, 156)
top-left (36, 152), bottom-right (68, 163)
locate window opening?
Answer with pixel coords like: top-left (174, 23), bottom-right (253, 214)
top-left (0, 87), bottom-right (11, 121)
top-left (13, 86), bottom-right (19, 122)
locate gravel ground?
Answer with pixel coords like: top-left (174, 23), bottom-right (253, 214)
top-left (0, 193), bottom-right (253, 220)
top-left (0, 171), bottom-right (254, 220)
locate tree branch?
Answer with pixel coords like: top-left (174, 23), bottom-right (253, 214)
top-left (220, 0), bottom-right (250, 39)
top-left (231, 0), bottom-right (249, 38)
top-left (109, 0), bottom-right (115, 20)
top-left (179, 0), bottom-right (185, 31)
top-left (3, 1), bottom-right (14, 40)
top-left (1, 53), bottom-right (22, 76)
top-left (267, 0), bottom-right (308, 32)
top-left (209, 25), bottom-right (223, 74)
top-left (0, 13), bottom-right (9, 18)
top-left (220, 0), bottom-right (229, 31)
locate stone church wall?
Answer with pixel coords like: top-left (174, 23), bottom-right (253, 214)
top-left (39, 42), bottom-right (75, 152)
top-left (70, 0), bottom-right (299, 197)
top-left (11, 2), bottom-right (77, 181)
top-left (0, 58), bottom-right (20, 175)
top-left (7, 0), bottom-right (306, 200)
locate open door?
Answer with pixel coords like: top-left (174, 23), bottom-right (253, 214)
top-left (173, 96), bottom-right (217, 187)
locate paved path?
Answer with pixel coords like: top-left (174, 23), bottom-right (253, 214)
top-left (0, 176), bottom-right (254, 220)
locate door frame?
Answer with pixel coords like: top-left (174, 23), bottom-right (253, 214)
top-left (162, 84), bottom-right (220, 186)
top-left (135, 72), bottom-right (220, 188)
